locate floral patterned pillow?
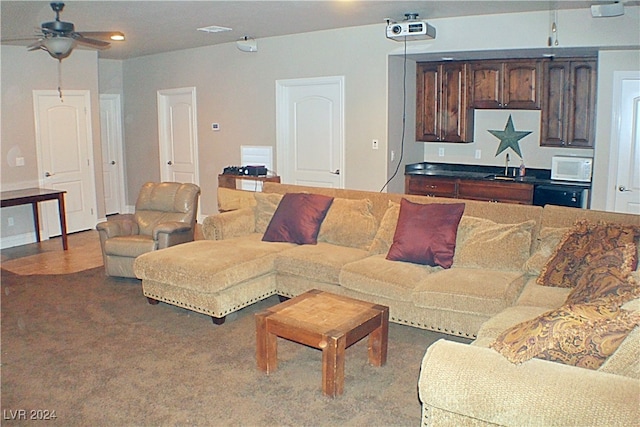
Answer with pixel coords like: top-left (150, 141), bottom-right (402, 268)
top-left (537, 220), bottom-right (640, 288)
top-left (490, 303), bottom-right (640, 369)
top-left (565, 243), bottom-right (639, 306)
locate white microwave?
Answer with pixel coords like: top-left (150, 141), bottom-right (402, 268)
top-left (551, 156), bottom-right (593, 182)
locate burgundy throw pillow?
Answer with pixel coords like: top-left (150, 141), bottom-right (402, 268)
top-left (262, 193), bottom-right (334, 244)
top-left (386, 199), bottom-right (465, 268)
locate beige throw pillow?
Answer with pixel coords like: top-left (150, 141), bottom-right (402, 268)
top-left (254, 192), bottom-right (283, 234)
top-left (318, 198), bottom-right (378, 250)
top-left (453, 218), bottom-right (536, 271)
top-left (368, 201), bottom-right (400, 255)
top-left (523, 227), bottom-right (569, 276)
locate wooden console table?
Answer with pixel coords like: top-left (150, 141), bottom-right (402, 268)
top-left (1, 188), bottom-right (68, 250)
top-left (218, 174), bottom-right (280, 189)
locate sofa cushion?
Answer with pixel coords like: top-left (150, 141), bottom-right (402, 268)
top-left (262, 193), bottom-right (334, 244)
top-left (537, 220), bottom-right (640, 288)
top-left (412, 269), bottom-right (526, 316)
top-left (565, 243), bottom-right (639, 306)
top-left (254, 192), bottom-right (283, 234)
top-left (599, 297), bottom-right (640, 378)
top-left (473, 305), bottom-right (552, 347)
top-left (515, 277), bottom-right (571, 308)
top-left (490, 303), bottom-right (640, 369)
top-left (217, 187), bottom-right (257, 212)
top-left (317, 198), bottom-right (378, 250)
top-left (275, 243), bottom-right (369, 284)
top-left (134, 234), bottom-right (294, 293)
top-left (368, 201), bottom-right (400, 255)
top-left (340, 254), bottom-right (440, 302)
top-left (453, 218), bottom-right (536, 271)
top-left (104, 235), bottom-right (156, 257)
top-left (524, 226), bottom-right (569, 275)
top-left (386, 199), bottom-right (465, 268)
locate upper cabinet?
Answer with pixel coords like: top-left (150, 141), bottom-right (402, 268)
top-left (470, 60), bottom-right (542, 109)
top-left (416, 62), bottom-right (473, 143)
top-left (540, 58), bottom-right (597, 148)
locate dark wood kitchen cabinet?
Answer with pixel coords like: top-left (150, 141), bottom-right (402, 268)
top-left (405, 175), bottom-right (457, 198)
top-left (416, 62), bottom-right (473, 143)
top-left (541, 58), bottom-right (597, 148)
top-left (406, 175), bottom-right (534, 205)
top-left (470, 60), bottom-right (542, 109)
top-left (457, 180), bottom-right (534, 204)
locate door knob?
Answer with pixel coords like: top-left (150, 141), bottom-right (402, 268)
top-left (167, 161), bottom-right (173, 165)
top-left (110, 160), bottom-right (116, 165)
top-left (45, 171), bottom-right (54, 177)
top-left (618, 186), bottom-right (632, 192)
top-left (330, 169), bottom-right (340, 175)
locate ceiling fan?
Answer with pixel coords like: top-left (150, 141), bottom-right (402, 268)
top-left (5, 2), bottom-right (124, 60)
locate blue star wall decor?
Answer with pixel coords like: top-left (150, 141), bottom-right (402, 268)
top-left (488, 114), bottom-right (532, 158)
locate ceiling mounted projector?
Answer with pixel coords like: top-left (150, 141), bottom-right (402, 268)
top-left (591, 1), bottom-right (624, 17)
top-left (386, 13), bottom-right (436, 41)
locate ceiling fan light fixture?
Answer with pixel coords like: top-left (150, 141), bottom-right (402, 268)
top-left (44, 36), bottom-right (75, 59)
top-left (110, 32), bottom-right (125, 41)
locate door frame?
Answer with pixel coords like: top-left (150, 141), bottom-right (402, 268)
top-left (157, 86), bottom-right (200, 185)
top-left (33, 89), bottom-right (97, 238)
top-left (276, 75), bottom-right (345, 187)
top-left (606, 71), bottom-right (640, 211)
top-left (99, 93), bottom-right (126, 216)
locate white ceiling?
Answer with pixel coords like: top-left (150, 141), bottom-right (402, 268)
top-left (0, 1), bottom-right (633, 60)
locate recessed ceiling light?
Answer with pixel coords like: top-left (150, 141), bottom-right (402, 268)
top-left (197, 25), bottom-right (232, 34)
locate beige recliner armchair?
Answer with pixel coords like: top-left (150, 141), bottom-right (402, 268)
top-left (97, 182), bottom-right (201, 278)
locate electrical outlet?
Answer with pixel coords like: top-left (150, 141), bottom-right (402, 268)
top-left (211, 123), bottom-right (220, 131)
top-left (438, 148), bottom-right (445, 157)
top-left (372, 139), bottom-right (379, 150)
top-left (7, 217), bottom-right (14, 226)
top-left (475, 149), bottom-right (482, 159)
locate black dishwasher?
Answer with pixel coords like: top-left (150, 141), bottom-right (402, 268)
top-left (533, 185), bottom-right (588, 208)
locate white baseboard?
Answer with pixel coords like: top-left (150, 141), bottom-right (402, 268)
top-left (1, 232), bottom-right (38, 250)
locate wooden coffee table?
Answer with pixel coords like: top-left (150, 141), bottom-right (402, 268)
top-left (255, 289), bottom-right (389, 397)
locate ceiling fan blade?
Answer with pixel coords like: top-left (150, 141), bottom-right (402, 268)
top-left (26, 39), bottom-right (46, 51)
top-left (71, 34), bottom-right (110, 49)
top-left (1, 37), bottom-right (40, 43)
top-left (75, 31), bottom-right (124, 41)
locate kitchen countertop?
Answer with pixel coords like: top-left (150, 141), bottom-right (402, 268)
top-left (405, 162), bottom-right (591, 189)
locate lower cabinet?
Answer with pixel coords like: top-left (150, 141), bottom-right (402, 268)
top-left (457, 180), bottom-right (533, 204)
top-left (405, 175), bottom-right (534, 205)
top-left (405, 176), bottom-right (457, 198)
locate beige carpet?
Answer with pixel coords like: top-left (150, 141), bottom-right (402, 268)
top-left (1, 267), bottom-right (470, 426)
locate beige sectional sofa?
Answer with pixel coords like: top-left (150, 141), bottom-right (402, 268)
top-left (133, 182), bottom-right (639, 425)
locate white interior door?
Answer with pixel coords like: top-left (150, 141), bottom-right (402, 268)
top-left (276, 76), bottom-right (344, 188)
top-left (33, 90), bottom-right (97, 235)
top-left (100, 94), bottom-right (125, 215)
top-left (157, 87), bottom-right (199, 185)
top-left (610, 72), bottom-right (640, 214)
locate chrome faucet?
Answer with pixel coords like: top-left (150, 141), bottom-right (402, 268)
top-left (504, 153), bottom-right (510, 176)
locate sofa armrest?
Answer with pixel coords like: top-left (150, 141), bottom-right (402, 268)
top-left (201, 207), bottom-right (256, 240)
top-left (96, 214), bottom-right (138, 238)
top-left (418, 339), bottom-right (639, 427)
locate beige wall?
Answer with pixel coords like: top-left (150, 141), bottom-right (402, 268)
top-left (1, 46), bottom-right (103, 244)
top-left (122, 24), bottom-right (396, 215)
top-left (2, 6), bottom-right (639, 246)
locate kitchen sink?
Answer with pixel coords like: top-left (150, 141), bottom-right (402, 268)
top-left (483, 174), bottom-right (516, 181)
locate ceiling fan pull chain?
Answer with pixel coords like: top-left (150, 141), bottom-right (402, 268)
top-left (57, 59), bottom-right (64, 101)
